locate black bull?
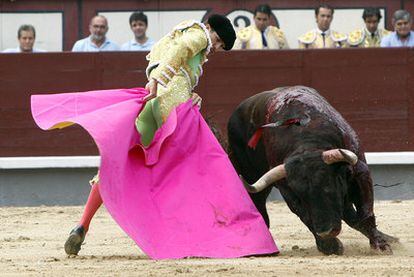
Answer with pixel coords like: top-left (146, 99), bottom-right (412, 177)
top-left (227, 86), bottom-right (398, 255)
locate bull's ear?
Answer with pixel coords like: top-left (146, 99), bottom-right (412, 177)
top-left (322, 149), bottom-right (358, 165)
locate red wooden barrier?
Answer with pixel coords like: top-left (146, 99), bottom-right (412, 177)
top-left (0, 48), bottom-right (413, 156)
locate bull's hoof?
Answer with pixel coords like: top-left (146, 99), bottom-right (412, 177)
top-left (370, 237), bottom-right (393, 254)
top-left (64, 225), bottom-right (86, 255)
top-left (368, 230), bottom-right (398, 255)
top-left (316, 237), bottom-right (344, 255)
top-left (377, 230), bottom-right (399, 244)
top-left (370, 243), bottom-right (392, 255)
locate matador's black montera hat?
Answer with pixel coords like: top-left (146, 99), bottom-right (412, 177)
top-left (207, 14), bottom-right (236, 51)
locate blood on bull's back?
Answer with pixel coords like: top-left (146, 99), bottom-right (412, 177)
top-left (262, 86), bottom-right (361, 165)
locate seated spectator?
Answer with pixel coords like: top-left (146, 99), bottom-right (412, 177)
top-left (348, 8), bottom-right (390, 47)
top-left (72, 15), bottom-right (120, 52)
top-left (298, 4), bottom-right (347, 48)
top-left (233, 4), bottom-right (289, 50)
top-left (2, 24), bottom-right (45, 53)
top-left (381, 10), bottom-right (414, 47)
top-left (121, 12), bottom-right (155, 51)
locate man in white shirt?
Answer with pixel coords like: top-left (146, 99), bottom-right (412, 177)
top-left (233, 4), bottom-right (289, 50)
top-left (2, 24), bottom-right (46, 53)
top-left (298, 4), bottom-right (347, 48)
top-left (121, 12), bottom-right (155, 51)
top-left (348, 8), bottom-right (390, 48)
top-left (72, 15), bottom-right (120, 52)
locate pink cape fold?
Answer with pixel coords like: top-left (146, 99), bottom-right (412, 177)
top-left (31, 87), bottom-right (278, 259)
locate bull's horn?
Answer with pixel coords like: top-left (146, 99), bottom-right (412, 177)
top-left (322, 149), bottom-right (358, 165)
top-left (240, 164), bottom-right (286, 193)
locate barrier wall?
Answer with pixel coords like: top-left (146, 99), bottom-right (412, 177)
top-left (0, 0), bottom-right (412, 50)
top-left (1, 48), bottom-right (414, 156)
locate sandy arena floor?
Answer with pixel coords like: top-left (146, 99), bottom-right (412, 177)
top-left (1, 200), bottom-right (413, 276)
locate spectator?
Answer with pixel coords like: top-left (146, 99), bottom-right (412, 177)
top-left (121, 12), bottom-right (155, 51)
top-left (72, 15), bottom-right (120, 52)
top-left (381, 10), bottom-right (414, 47)
top-left (298, 4), bottom-right (347, 48)
top-left (233, 4), bottom-right (289, 50)
top-left (2, 24), bottom-right (45, 53)
top-left (348, 8), bottom-right (390, 48)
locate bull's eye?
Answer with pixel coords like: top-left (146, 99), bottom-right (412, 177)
top-left (323, 186), bottom-right (331, 193)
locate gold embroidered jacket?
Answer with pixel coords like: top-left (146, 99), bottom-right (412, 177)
top-left (146, 20), bottom-right (212, 120)
top-left (233, 25), bottom-right (289, 50)
top-left (91, 20), bottom-right (213, 184)
top-left (347, 28), bottom-right (391, 48)
top-left (298, 29), bottom-right (347, 49)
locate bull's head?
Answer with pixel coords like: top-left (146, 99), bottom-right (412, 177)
top-left (242, 149), bottom-right (357, 239)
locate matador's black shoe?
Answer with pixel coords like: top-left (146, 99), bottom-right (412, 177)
top-left (64, 225), bottom-right (86, 255)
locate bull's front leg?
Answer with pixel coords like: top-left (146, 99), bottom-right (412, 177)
top-left (249, 186), bottom-right (273, 227)
top-left (344, 161), bottom-right (398, 252)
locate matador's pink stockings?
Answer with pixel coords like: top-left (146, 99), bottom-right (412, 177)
top-left (79, 184), bottom-right (103, 232)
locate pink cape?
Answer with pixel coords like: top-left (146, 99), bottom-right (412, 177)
top-left (31, 87), bottom-right (278, 259)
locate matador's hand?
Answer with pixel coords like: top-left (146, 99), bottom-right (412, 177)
top-left (143, 79), bottom-right (158, 101)
top-left (191, 93), bottom-right (202, 109)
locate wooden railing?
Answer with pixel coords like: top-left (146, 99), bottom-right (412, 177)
top-left (1, 48), bottom-right (413, 156)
